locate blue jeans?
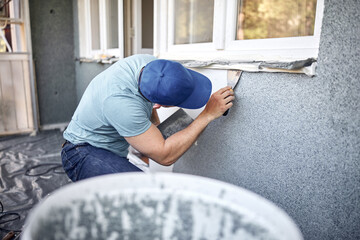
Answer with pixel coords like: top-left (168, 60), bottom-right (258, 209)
top-left (61, 141), bottom-right (142, 181)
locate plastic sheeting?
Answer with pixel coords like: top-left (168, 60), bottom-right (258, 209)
top-left (0, 130), bottom-right (71, 239)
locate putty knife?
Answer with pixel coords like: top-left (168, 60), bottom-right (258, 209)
top-left (223, 70), bottom-right (242, 116)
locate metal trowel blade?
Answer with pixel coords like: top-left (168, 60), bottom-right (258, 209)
top-left (227, 70), bottom-right (242, 89)
top-left (157, 109), bottom-right (193, 139)
top-left (223, 70), bottom-right (242, 116)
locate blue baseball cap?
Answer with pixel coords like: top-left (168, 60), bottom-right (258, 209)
top-left (139, 59), bottom-right (212, 109)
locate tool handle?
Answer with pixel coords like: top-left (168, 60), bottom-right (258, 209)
top-left (223, 109), bottom-right (229, 116)
top-left (2, 231), bottom-right (15, 240)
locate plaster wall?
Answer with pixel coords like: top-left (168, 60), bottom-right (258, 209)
top-left (74, 62), bottom-right (109, 103)
top-left (29, 0), bottom-right (77, 125)
top-left (174, 0), bottom-right (360, 239)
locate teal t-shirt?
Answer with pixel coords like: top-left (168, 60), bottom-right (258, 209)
top-left (63, 54), bottom-right (157, 157)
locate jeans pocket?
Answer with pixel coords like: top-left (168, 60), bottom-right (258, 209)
top-left (61, 146), bottom-right (85, 181)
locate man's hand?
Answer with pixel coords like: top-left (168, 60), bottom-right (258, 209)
top-left (201, 86), bottom-right (235, 121)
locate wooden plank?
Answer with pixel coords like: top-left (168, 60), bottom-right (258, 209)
top-left (11, 60), bottom-right (28, 130)
top-left (22, 59), bottom-right (34, 129)
top-left (0, 60), bottom-right (17, 131)
top-left (0, 129), bottom-right (33, 136)
top-left (0, 53), bottom-right (29, 61)
top-left (0, 62), bottom-right (4, 132)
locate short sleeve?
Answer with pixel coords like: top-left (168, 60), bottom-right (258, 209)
top-left (103, 95), bottom-right (152, 137)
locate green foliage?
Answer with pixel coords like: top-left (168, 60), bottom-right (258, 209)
top-left (238, 0), bottom-right (317, 40)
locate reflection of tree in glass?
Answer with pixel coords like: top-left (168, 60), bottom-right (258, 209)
top-left (237, 0), bottom-right (317, 40)
top-left (0, 30), bottom-right (7, 52)
top-left (174, 0), bottom-right (214, 44)
top-left (0, 24), bottom-right (12, 53)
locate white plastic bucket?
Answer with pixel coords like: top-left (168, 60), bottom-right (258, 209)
top-left (22, 173), bottom-right (303, 240)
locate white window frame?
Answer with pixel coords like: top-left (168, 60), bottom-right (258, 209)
top-left (155, 0), bottom-right (325, 62)
top-left (78, 0), bottom-right (124, 59)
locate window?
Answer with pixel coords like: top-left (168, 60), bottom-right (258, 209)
top-left (173, 0), bottom-right (214, 44)
top-left (236, 0), bottom-right (317, 40)
top-left (154, 0), bottom-right (324, 61)
top-left (78, 0), bottom-right (124, 59)
top-left (0, 0), bottom-right (26, 53)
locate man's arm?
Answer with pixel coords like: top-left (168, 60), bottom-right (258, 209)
top-left (125, 86), bottom-right (234, 166)
top-left (133, 108), bottom-right (160, 164)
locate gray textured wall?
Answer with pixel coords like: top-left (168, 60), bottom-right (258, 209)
top-left (29, 0), bottom-right (77, 125)
top-left (74, 62), bottom-right (109, 102)
top-left (174, 0), bottom-right (360, 239)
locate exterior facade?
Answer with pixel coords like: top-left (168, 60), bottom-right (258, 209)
top-left (7, 0), bottom-right (358, 239)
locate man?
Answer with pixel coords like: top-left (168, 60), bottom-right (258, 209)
top-left (61, 54), bottom-right (234, 181)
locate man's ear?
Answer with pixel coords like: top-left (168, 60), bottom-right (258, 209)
top-left (153, 103), bottom-right (162, 109)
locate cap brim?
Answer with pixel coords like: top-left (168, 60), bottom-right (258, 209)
top-left (177, 69), bottom-right (212, 109)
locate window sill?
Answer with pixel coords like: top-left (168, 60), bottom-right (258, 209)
top-left (155, 49), bottom-right (318, 76)
top-left (173, 58), bottom-right (317, 77)
top-left (76, 56), bottom-right (120, 64)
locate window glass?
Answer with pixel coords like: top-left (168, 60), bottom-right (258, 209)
top-left (90, 0), bottom-right (100, 50)
top-left (0, 29), bottom-right (9, 52)
top-left (0, 1), bottom-right (10, 52)
top-left (236, 0), bottom-right (317, 40)
top-left (174, 0), bottom-right (214, 44)
top-left (0, 0), bottom-right (24, 52)
top-left (106, 0), bottom-right (119, 49)
top-left (142, 0), bottom-right (153, 49)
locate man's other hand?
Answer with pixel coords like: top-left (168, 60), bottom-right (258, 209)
top-left (202, 86), bottom-right (235, 121)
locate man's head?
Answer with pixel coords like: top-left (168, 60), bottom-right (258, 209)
top-left (139, 59), bottom-right (212, 109)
